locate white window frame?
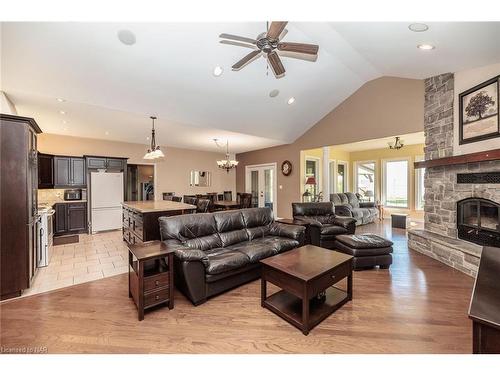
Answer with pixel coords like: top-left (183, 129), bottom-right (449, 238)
top-left (382, 156), bottom-right (411, 209)
top-left (354, 160), bottom-right (377, 200)
top-left (335, 160), bottom-right (349, 193)
top-left (414, 155), bottom-right (425, 211)
top-left (329, 159), bottom-right (336, 194)
top-left (305, 156), bottom-right (321, 195)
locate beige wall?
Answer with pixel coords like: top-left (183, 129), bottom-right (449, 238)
top-left (38, 133), bottom-right (236, 200)
top-left (0, 91), bottom-right (17, 115)
top-left (453, 62), bottom-right (500, 156)
top-left (236, 76), bottom-right (425, 218)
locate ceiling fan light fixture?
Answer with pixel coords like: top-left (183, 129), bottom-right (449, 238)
top-left (213, 66), bottom-right (224, 77)
top-left (408, 23), bottom-right (429, 32)
top-left (287, 97), bottom-right (295, 105)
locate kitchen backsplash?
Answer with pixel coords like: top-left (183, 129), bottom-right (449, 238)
top-left (38, 188), bottom-right (87, 205)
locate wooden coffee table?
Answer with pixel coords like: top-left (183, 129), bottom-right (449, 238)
top-left (260, 245), bottom-right (353, 335)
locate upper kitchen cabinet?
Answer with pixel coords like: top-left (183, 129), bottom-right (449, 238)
top-left (54, 156), bottom-right (86, 188)
top-left (38, 152), bottom-right (54, 189)
top-left (85, 156), bottom-right (127, 171)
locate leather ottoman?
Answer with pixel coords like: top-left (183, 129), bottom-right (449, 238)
top-left (333, 234), bottom-right (393, 270)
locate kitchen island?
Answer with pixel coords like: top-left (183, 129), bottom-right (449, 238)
top-left (122, 201), bottom-right (196, 245)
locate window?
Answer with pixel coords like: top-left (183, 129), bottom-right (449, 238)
top-left (415, 155), bottom-right (425, 210)
top-left (383, 158), bottom-right (409, 208)
top-left (355, 161), bottom-right (376, 202)
top-left (337, 162), bottom-right (347, 193)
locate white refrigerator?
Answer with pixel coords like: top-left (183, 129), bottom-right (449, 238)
top-left (91, 172), bottom-right (124, 233)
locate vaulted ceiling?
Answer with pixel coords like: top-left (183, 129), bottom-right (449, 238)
top-left (2, 22), bottom-right (499, 152)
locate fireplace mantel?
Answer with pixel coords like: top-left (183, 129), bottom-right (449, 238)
top-left (414, 148), bottom-right (500, 169)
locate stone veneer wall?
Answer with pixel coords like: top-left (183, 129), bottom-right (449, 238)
top-left (408, 72), bottom-right (499, 277)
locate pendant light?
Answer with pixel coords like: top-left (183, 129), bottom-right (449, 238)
top-left (214, 139), bottom-right (238, 173)
top-left (144, 116), bottom-right (165, 160)
top-left (388, 136), bottom-right (405, 150)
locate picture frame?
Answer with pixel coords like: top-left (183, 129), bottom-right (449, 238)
top-left (459, 75), bottom-right (499, 145)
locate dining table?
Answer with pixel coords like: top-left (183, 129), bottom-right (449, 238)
top-left (213, 200), bottom-right (241, 210)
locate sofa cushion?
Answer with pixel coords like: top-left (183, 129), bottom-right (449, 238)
top-left (320, 225), bottom-right (348, 236)
top-left (219, 229), bottom-right (249, 247)
top-left (214, 210), bottom-right (245, 232)
top-left (159, 213), bottom-right (217, 241)
top-left (335, 234), bottom-right (393, 249)
top-left (228, 241), bottom-right (276, 262)
top-left (183, 234), bottom-right (222, 251)
top-left (241, 207), bottom-right (274, 228)
top-left (330, 193), bottom-right (351, 208)
top-left (345, 192), bottom-right (360, 208)
top-left (292, 202), bottom-right (335, 217)
top-left (246, 225), bottom-right (271, 240)
top-left (204, 248), bottom-right (250, 275)
top-left (251, 236), bottom-right (299, 254)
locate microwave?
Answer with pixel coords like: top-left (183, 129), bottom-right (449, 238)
top-left (64, 189), bottom-right (82, 201)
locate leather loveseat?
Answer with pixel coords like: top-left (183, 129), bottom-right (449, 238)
top-left (159, 207), bottom-right (305, 305)
top-left (330, 192), bottom-right (378, 225)
top-left (292, 202), bottom-right (356, 249)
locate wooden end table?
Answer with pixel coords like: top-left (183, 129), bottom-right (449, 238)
top-left (128, 240), bottom-right (175, 321)
top-left (260, 245), bottom-right (353, 335)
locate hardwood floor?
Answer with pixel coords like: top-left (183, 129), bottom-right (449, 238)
top-left (0, 220), bottom-right (474, 354)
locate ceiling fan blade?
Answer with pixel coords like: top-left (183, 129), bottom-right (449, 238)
top-left (278, 50), bottom-right (318, 62)
top-left (220, 40), bottom-right (258, 50)
top-left (277, 42), bottom-right (319, 55)
top-left (267, 51), bottom-right (285, 78)
top-left (232, 50), bottom-right (261, 70)
top-left (219, 33), bottom-right (257, 45)
top-left (278, 28), bottom-right (288, 41)
top-left (266, 21), bottom-right (288, 40)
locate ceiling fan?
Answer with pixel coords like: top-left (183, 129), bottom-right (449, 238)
top-left (219, 21), bottom-right (319, 78)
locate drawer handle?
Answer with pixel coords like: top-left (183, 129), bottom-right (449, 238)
top-left (155, 295), bottom-right (159, 301)
top-left (155, 280), bottom-right (159, 286)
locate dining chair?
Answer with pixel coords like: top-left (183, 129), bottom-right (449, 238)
top-left (223, 191), bottom-right (232, 201)
top-left (184, 196), bottom-right (198, 206)
top-left (163, 195), bottom-right (173, 201)
top-left (172, 196), bottom-right (182, 202)
top-left (239, 193), bottom-right (252, 209)
top-left (196, 198), bottom-right (210, 213)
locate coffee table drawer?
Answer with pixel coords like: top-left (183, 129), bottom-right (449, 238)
top-left (311, 261), bottom-right (351, 295)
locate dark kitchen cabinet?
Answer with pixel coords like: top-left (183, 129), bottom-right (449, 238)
top-left (54, 202), bottom-right (88, 236)
top-left (54, 156), bottom-right (86, 188)
top-left (38, 152), bottom-right (54, 189)
top-left (1, 114), bottom-right (42, 300)
top-left (86, 156), bottom-right (126, 171)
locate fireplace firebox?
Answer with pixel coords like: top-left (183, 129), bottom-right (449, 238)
top-left (457, 198), bottom-right (500, 247)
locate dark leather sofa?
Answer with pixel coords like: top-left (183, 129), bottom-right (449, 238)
top-left (330, 192), bottom-right (378, 225)
top-left (159, 207), bottom-right (305, 305)
top-left (292, 202), bottom-right (356, 248)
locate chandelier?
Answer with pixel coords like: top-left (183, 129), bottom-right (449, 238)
top-left (388, 136), bottom-right (404, 150)
top-left (143, 116), bottom-right (165, 160)
top-left (214, 139), bottom-right (238, 173)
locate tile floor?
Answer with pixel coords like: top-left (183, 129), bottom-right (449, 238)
top-left (24, 230), bottom-right (128, 297)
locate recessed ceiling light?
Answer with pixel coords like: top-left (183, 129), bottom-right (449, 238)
top-left (269, 89), bottom-right (280, 98)
top-left (417, 44), bottom-right (435, 50)
top-left (62, 127), bottom-right (68, 131)
top-left (117, 29), bottom-right (136, 46)
top-left (408, 23), bottom-right (429, 32)
top-left (59, 110), bottom-right (66, 115)
top-left (56, 98), bottom-right (65, 102)
top-left (105, 131), bottom-right (109, 135)
top-left (287, 97), bottom-right (295, 105)
top-left (213, 66), bottom-right (223, 77)
top-left (62, 120), bottom-right (67, 124)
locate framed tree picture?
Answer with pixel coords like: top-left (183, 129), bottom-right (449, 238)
top-left (459, 76), bottom-right (499, 145)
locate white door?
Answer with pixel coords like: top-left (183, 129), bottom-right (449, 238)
top-left (245, 163), bottom-right (277, 213)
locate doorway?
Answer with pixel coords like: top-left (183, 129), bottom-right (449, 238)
top-left (126, 164), bottom-right (155, 201)
top-left (245, 163), bottom-right (277, 214)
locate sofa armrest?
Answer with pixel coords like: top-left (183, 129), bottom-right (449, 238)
top-left (270, 222), bottom-right (306, 242)
top-left (331, 216), bottom-right (357, 234)
top-left (334, 204), bottom-right (353, 217)
top-left (359, 202), bottom-right (376, 208)
top-left (163, 240), bottom-right (208, 263)
top-left (293, 217), bottom-right (323, 227)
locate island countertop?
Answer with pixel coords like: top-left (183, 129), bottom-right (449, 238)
top-left (122, 201), bottom-right (196, 213)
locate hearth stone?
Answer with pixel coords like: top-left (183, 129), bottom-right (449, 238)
top-left (408, 229), bottom-right (481, 277)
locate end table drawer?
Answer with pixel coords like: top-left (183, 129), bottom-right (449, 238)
top-left (311, 262), bottom-right (351, 295)
top-left (144, 272), bottom-right (169, 292)
top-left (144, 287), bottom-right (169, 308)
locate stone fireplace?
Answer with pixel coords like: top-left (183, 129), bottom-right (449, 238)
top-left (408, 73), bottom-right (500, 277)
